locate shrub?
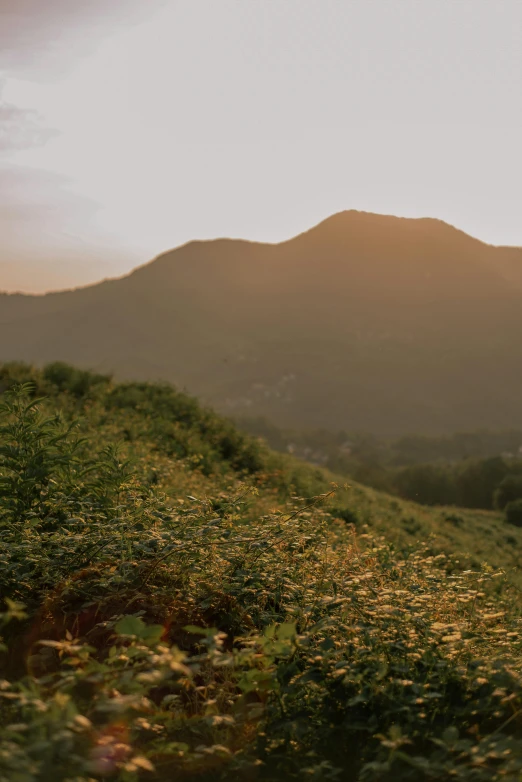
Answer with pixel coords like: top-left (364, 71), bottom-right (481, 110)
top-left (0, 384), bottom-right (84, 524)
top-left (494, 473), bottom-right (522, 509)
top-left (454, 457), bottom-right (509, 509)
top-left (505, 498), bottom-right (522, 527)
top-left (0, 361), bottom-right (50, 396)
top-left (107, 381), bottom-right (265, 475)
top-left (43, 361), bottom-right (110, 398)
top-left (394, 464), bottom-right (456, 506)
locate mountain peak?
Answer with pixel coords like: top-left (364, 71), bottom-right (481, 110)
top-left (302, 209), bottom-right (476, 245)
top-left (1, 211), bottom-right (522, 437)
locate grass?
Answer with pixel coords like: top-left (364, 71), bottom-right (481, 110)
top-left (1, 362), bottom-right (522, 781)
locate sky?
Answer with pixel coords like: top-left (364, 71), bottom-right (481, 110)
top-left (0, 0), bottom-right (521, 293)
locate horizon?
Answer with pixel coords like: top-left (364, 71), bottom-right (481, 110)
top-left (2, 208), bottom-right (521, 298)
top-left (1, 0), bottom-right (521, 293)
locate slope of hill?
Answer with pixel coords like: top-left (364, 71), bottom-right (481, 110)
top-left (1, 363), bottom-right (522, 781)
top-left (2, 211), bottom-right (522, 435)
top-left (1, 360), bottom-right (522, 584)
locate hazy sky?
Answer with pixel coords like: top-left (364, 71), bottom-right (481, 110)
top-left (1, 0), bottom-right (521, 293)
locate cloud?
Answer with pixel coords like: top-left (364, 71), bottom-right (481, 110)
top-left (0, 164), bottom-right (96, 221)
top-left (0, 98), bottom-right (57, 152)
top-left (0, 1), bottom-right (167, 76)
top-left (0, 75), bottom-right (58, 153)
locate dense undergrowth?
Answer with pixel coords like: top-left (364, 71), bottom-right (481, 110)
top-left (1, 363), bottom-right (522, 781)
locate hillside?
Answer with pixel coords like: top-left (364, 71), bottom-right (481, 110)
top-left (2, 211), bottom-right (522, 435)
top-left (2, 363), bottom-right (522, 781)
top-left (2, 360), bottom-right (522, 576)
top-left (234, 416), bottom-right (522, 513)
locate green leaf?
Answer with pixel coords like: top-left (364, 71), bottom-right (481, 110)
top-left (183, 625), bottom-right (216, 636)
top-left (141, 624), bottom-right (165, 644)
top-left (3, 599), bottom-right (27, 621)
top-left (278, 622), bottom-right (297, 640)
top-left (115, 615), bottom-right (147, 637)
top-left (115, 615), bottom-right (164, 644)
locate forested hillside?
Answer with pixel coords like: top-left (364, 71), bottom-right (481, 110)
top-left (1, 363), bottom-right (522, 781)
top-left (236, 416), bottom-right (522, 512)
top-left (2, 211), bottom-right (522, 435)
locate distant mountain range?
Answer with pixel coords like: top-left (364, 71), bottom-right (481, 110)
top-left (2, 210), bottom-right (522, 435)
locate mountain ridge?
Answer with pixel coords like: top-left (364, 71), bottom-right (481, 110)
top-left (1, 210), bottom-right (522, 436)
top-left (2, 210), bottom-right (521, 299)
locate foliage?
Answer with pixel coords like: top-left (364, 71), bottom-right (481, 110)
top-left (238, 417), bottom-right (522, 511)
top-left (494, 474), bottom-right (522, 510)
top-left (505, 498), bottom-right (522, 528)
top-left (106, 381), bottom-right (266, 476)
top-left (0, 384), bottom-right (85, 525)
top-left (43, 361), bottom-right (111, 399)
top-left (1, 365), bottom-right (522, 781)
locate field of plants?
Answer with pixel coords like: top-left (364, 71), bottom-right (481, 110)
top-left (1, 362), bottom-right (522, 781)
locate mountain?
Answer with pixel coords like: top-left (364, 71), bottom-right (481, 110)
top-left (2, 210), bottom-right (522, 435)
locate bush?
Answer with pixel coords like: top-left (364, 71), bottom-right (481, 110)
top-left (0, 362), bottom-right (50, 396)
top-left (394, 464), bottom-right (456, 506)
top-left (454, 457), bottom-right (509, 509)
top-left (107, 381), bottom-right (265, 475)
top-left (43, 361), bottom-right (110, 399)
top-left (505, 498), bottom-right (522, 527)
top-left (0, 384), bottom-right (83, 524)
top-left (494, 473), bottom-right (522, 510)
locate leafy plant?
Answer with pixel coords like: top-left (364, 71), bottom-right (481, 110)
top-left (1, 365), bottom-right (522, 781)
top-left (505, 498), bottom-right (522, 527)
top-left (0, 384), bottom-right (85, 526)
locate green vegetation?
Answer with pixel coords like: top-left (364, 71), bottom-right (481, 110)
top-left (237, 417), bottom-right (522, 514)
top-left (2, 363), bottom-right (522, 781)
top-left (505, 500), bottom-right (522, 529)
